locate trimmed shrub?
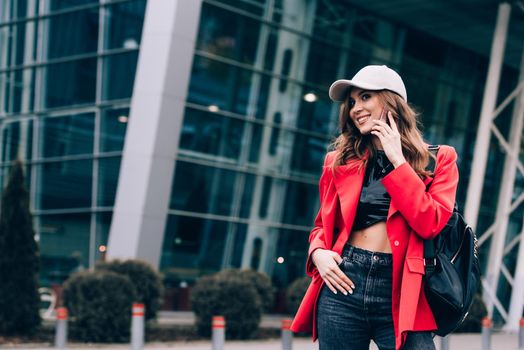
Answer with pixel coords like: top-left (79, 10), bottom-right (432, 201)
top-left (191, 271), bottom-right (262, 339)
top-left (217, 269), bottom-right (275, 312)
top-left (286, 276), bottom-right (311, 315)
top-left (63, 270), bottom-right (136, 342)
top-left (455, 292), bottom-right (487, 333)
top-left (96, 259), bottom-right (163, 320)
top-left (0, 161), bottom-right (41, 335)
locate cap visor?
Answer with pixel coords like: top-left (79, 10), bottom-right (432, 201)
top-left (329, 79), bottom-right (383, 102)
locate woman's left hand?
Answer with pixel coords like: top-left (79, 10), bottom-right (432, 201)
top-left (371, 111), bottom-right (406, 168)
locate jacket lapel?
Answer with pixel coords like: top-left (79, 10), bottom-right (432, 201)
top-left (333, 160), bottom-right (366, 234)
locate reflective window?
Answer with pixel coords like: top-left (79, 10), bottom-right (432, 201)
top-left (97, 156), bottom-right (121, 207)
top-left (1, 119), bottom-right (33, 163)
top-left (50, 0), bottom-right (98, 12)
top-left (161, 215), bottom-right (228, 271)
top-left (272, 228), bottom-right (309, 289)
top-left (102, 51), bottom-right (138, 101)
top-left (282, 180), bottom-right (317, 226)
top-left (105, 0), bottom-right (146, 50)
top-left (46, 8), bottom-right (99, 59)
top-left (100, 108), bottom-right (129, 152)
top-left (95, 212), bottom-right (112, 262)
top-left (0, 68), bottom-right (36, 113)
top-left (40, 113), bottom-right (95, 158)
top-left (170, 161), bottom-right (237, 217)
top-left (196, 4), bottom-right (261, 65)
top-left (179, 107), bottom-right (244, 160)
top-left (37, 160), bottom-right (93, 210)
top-left (44, 58), bottom-right (97, 108)
top-left (39, 212), bottom-right (91, 285)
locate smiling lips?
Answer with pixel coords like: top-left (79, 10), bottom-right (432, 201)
top-left (356, 115), bottom-right (371, 125)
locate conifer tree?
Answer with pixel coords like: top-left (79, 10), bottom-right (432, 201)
top-left (0, 160), bottom-right (41, 334)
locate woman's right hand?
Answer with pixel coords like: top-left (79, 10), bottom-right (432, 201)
top-left (312, 249), bottom-right (355, 295)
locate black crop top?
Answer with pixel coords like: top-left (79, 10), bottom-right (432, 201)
top-left (352, 151), bottom-right (394, 231)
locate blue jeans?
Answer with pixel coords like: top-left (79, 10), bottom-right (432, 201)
top-left (316, 245), bottom-right (435, 350)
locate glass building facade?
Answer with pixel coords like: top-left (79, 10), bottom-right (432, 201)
top-left (1, 0), bottom-right (522, 315)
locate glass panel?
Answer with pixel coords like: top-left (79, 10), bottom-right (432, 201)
top-left (272, 228), bottom-right (309, 289)
top-left (102, 51), bottom-right (138, 101)
top-left (188, 56), bottom-right (271, 118)
top-left (46, 8), bottom-right (99, 59)
top-left (161, 215), bottom-right (228, 273)
top-left (37, 159), bottom-right (93, 210)
top-left (196, 4), bottom-right (261, 65)
top-left (289, 131), bottom-right (328, 175)
top-left (40, 113), bottom-right (94, 158)
top-left (105, 0), bottom-right (146, 50)
top-left (170, 161), bottom-right (236, 217)
top-left (282, 180), bottom-right (318, 226)
top-left (50, 0), bottom-right (99, 12)
top-left (98, 156), bottom-right (121, 207)
top-left (239, 173), bottom-right (255, 218)
top-left (1, 119), bottom-right (33, 163)
top-left (39, 212), bottom-right (91, 285)
top-left (205, 0), bottom-right (266, 18)
top-left (44, 58), bottom-right (97, 108)
top-left (179, 107), bottom-right (243, 160)
top-left (100, 107), bottom-right (129, 152)
top-left (95, 211), bottom-right (112, 262)
top-left (0, 68), bottom-right (36, 114)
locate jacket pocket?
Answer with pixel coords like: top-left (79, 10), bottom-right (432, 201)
top-left (406, 257), bottom-right (425, 275)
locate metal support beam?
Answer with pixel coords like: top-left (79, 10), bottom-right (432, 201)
top-left (503, 43), bottom-right (524, 330)
top-left (464, 2), bottom-right (511, 231)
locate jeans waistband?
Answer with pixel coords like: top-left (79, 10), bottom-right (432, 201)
top-left (342, 244), bottom-right (393, 266)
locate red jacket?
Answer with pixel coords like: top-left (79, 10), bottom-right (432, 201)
top-left (290, 145), bottom-right (459, 350)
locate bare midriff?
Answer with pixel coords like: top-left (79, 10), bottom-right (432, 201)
top-left (348, 221), bottom-right (392, 253)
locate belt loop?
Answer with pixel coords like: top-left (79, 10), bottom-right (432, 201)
top-left (346, 245), bottom-right (354, 261)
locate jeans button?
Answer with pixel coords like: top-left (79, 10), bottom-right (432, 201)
top-left (373, 255), bottom-right (379, 261)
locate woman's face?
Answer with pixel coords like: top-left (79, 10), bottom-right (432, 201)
top-left (347, 88), bottom-right (384, 135)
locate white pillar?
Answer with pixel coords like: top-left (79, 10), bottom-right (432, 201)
top-left (464, 2), bottom-right (511, 231)
top-left (107, 0), bottom-right (203, 266)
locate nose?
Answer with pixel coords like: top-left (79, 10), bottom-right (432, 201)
top-left (351, 100), bottom-right (363, 116)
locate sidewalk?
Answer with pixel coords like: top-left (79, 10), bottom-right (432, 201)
top-left (0, 333), bottom-right (519, 349)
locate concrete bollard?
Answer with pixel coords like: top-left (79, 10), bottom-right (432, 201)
top-left (131, 303), bottom-right (145, 350)
top-left (54, 307), bottom-right (68, 349)
top-left (519, 318), bottom-right (524, 350)
top-left (281, 319), bottom-right (293, 350)
top-left (440, 335), bottom-right (450, 350)
top-left (481, 317), bottom-right (492, 350)
top-left (211, 316), bottom-right (225, 350)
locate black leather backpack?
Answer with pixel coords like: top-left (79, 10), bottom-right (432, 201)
top-left (424, 145), bottom-right (481, 336)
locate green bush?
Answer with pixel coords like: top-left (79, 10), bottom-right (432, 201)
top-left (286, 276), bottom-right (311, 315)
top-left (455, 292), bottom-right (487, 333)
top-left (0, 161), bottom-right (41, 335)
top-left (63, 270), bottom-right (136, 342)
top-left (96, 259), bottom-right (163, 320)
top-left (191, 270), bottom-right (262, 339)
top-left (217, 269), bottom-right (275, 312)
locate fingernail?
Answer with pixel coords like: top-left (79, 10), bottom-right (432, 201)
top-left (348, 289), bottom-right (353, 294)
top-left (343, 291), bottom-right (348, 296)
top-left (333, 290), bottom-right (337, 294)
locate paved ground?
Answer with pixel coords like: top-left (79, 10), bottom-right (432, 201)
top-left (0, 333), bottom-right (519, 350)
top-left (1, 312), bottom-right (520, 349)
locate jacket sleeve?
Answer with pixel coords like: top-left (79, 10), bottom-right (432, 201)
top-left (305, 152), bottom-right (333, 277)
top-left (381, 146), bottom-right (459, 240)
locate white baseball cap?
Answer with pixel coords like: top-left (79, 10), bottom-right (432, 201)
top-left (329, 65), bottom-right (407, 102)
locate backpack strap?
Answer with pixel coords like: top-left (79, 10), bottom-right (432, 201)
top-left (424, 145), bottom-right (440, 271)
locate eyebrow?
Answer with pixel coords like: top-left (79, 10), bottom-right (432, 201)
top-left (349, 90), bottom-right (371, 100)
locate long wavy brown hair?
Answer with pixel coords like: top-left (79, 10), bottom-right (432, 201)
top-left (329, 89), bottom-right (434, 179)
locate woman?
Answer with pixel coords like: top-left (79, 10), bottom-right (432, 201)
top-left (290, 65), bottom-right (459, 350)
